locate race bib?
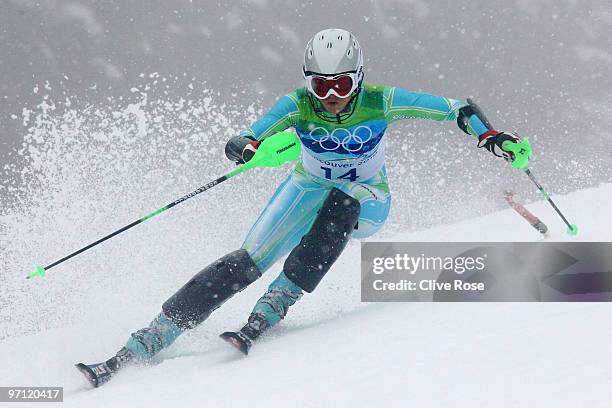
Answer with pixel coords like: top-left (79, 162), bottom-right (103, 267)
top-left (301, 142), bottom-right (385, 182)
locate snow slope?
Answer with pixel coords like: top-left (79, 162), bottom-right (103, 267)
top-left (386, 182), bottom-right (612, 242)
top-left (1, 184), bottom-right (611, 407)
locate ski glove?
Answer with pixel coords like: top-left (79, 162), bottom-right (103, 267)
top-left (478, 130), bottom-right (532, 169)
top-left (225, 135), bottom-right (260, 165)
top-left (477, 130), bottom-right (518, 158)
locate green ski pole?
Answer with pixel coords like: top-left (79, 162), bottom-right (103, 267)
top-left (499, 134), bottom-right (578, 236)
top-left (523, 167), bottom-right (578, 236)
top-left (464, 99), bottom-right (577, 236)
top-left (28, 130), bottom-right (301, 279)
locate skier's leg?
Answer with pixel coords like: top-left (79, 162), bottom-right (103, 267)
top-left (238, 170), bottom-right (391, 340)
top-left (125, 312), bottom-right (183, 362)
top-left (253, 173), bottom-right (391, 315)
top-left (247, 271), bottom-right (303, 331)
top-left (222, 166), bottom-right (391, 353)
top-left (338, 169), bottom-right (391, 240)
top-left (219, 166), bottom-right (337, 351)
top-left (77, 312), bottom-right (186, 386)
top-left (241, 163), bottom-right (390, 277)
top-left (226, 187), bottom-right (360, 352)
top-left (77, 248), bottom-right (262, 385)
top-left (241, 164), bottom-right (332, 273)
top-left (124, 166), bottom-right (327, 360)
top-left (283, 187), bottom-right (360, 292)
top-left (282, 166), bottom-right (392, 290)
top-left (124, 249), bottom-right (260, 358)
top-left (220, 271), bottom-right (303, 353)
top-left (254, 271), bottom-right (302, 327)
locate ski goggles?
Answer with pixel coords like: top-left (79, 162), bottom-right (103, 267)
top-left (304, 72), bottom-right (359, 99)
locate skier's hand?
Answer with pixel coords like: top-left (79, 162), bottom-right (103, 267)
top-left (477, 131), bottom-right (532, 169)
top-left (225, 135), bottom-right (260, 165)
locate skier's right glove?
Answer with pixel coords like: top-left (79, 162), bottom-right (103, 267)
top-left (225, 135), bottom-right (260, 165)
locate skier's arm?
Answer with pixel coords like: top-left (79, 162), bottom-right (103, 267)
top-left (384, 87), bottom-right (531, 165)
top-left (384, 86), bottom-right (489, 138)
top-left (226, 93), bottom-right (300, 164)
top-left (240, 93), bottom-right (300, 141)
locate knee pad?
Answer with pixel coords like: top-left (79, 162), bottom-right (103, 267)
top-left (284, 188), bottom-right (360, 293)
top-left (162, 249), bottom-right (261, 329)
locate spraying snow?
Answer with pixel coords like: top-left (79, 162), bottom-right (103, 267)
top-left (1, 181), bottom-right (611, 406)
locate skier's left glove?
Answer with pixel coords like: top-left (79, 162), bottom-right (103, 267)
top-left (225, 135), bottom-right (260, 165)
top-left (477, 130), bottom-right (532, 169)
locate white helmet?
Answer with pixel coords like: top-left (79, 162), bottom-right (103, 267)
top-left (303, 28), bottom-right (364, 99)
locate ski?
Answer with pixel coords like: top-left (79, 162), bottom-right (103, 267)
top-left (504, 190), bottom-right (548, 235)
top-left (75, 362), bottom-right (114, 388)
top-left (220, 331), bottom-right (252, 356)
top-left (75, 347), bottom-right (133, 388)
top-left (220, 312), bottom-right (270, 356)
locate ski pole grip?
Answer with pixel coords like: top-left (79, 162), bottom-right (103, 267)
top-left (241, 130), bottom-right (301, 170)
top-left (502, 138), bottom-right (532, 170)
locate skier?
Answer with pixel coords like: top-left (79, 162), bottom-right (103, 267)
top-left (76, 28), bottom-right (530, 387)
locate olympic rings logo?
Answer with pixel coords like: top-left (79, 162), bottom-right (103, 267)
top-left (308, 126), bottom-right (374, 152)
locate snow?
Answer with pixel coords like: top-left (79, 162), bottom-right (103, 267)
top-left (387, 182), bottom-right (611, 242)
top-left (2, 1), bottom-right (611, 404)
top-left (1, 183), bottom-right (610, 407)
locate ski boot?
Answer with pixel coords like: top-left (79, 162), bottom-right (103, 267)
top-left (220, 312), bottom-right (269, 355)
top-left (75, 347), bottom-right (134, 388)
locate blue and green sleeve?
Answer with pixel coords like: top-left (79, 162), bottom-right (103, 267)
top-left (240, 93), bottom-right (300, 141)
top-left (241, 86), bottom-right (491, 141)
top-left (383, 86), bottom-right (490, 138)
